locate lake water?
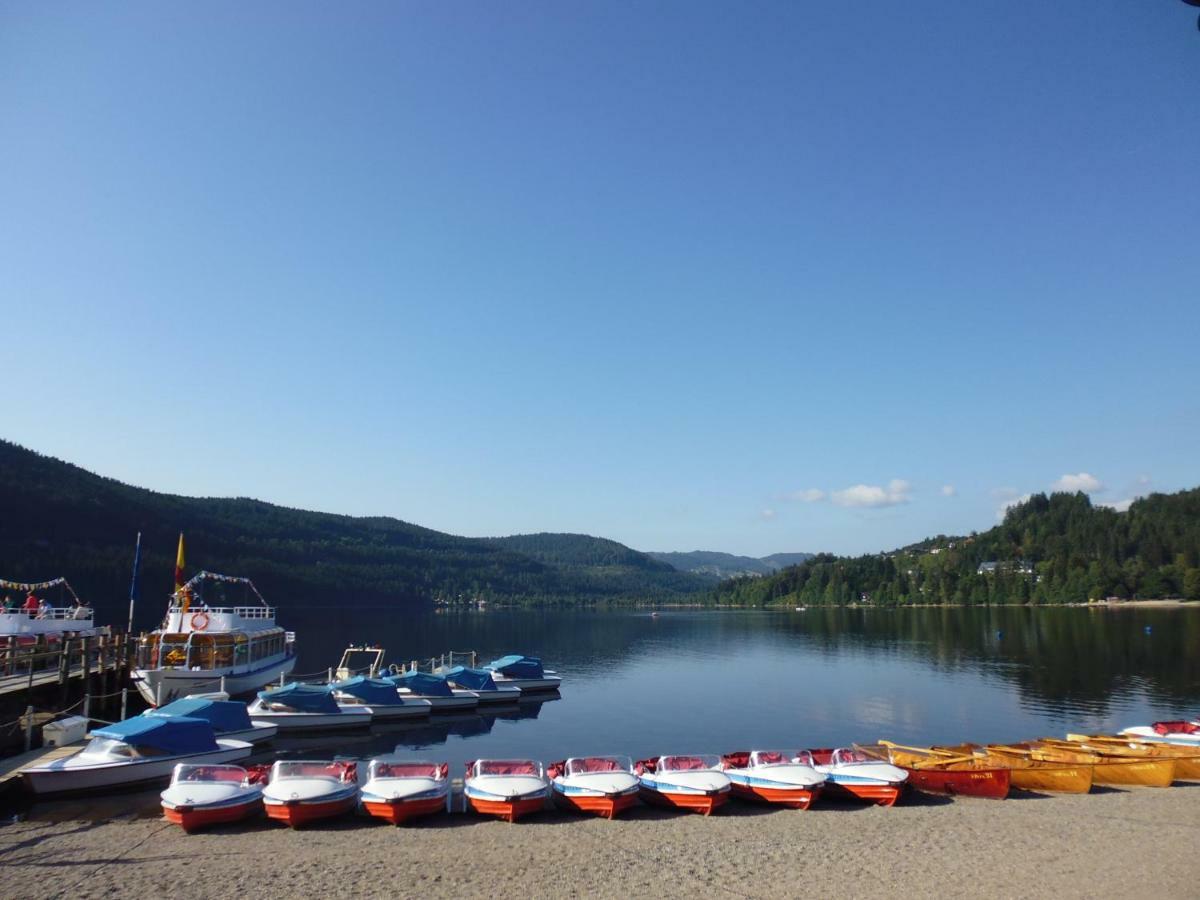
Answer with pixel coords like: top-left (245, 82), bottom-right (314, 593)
top-left (274, 605), bottom-right (1200, 772)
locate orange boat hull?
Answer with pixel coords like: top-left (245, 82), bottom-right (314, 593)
top-left (466, 795), bottom-right (546, 823)
top-left (903, 767), bottom-right (1010, 800)
top-left (730, 782), bottom-right (820, 809)
top-left (553, 791), bottom-right (640, 819)
top-left (362, 796), bottom-right (447, 825)
top-left (823, 782), bottom-right (902, 807)
top-left (264, 796), bottom-right (356, 828)
top-left (163, 799), bottom-right (262, 832)
top-left (639, 786), bottom-right (729, 815)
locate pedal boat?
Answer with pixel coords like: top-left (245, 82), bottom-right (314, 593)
top-left (721, 750), bottom-right (825, 809)
top-left (147, 697), bottom-right (277, 744)
top-left (483, 655), bottom-right (563, 693)
top-left (161, 763), bottom-right (263, 832)
top-left (441, 665), bottom-right (523, 705)
top-left (464, 759), bottom-right (550, 822)
top-left (548, 755), bottom-right (641, 819)
top-left (867, 742), bottom-right (1010, 799)
top-left (1066, 733), bottom-right (1200, 780)
top-left (262, 759), bottom-right (359, 827)
top-left (636, 754), bottom-right (731, 815)
top-left (359, 758), bottom-right (450, 825)
top-left (809, 748), bottom-right (907, 806)
top-left (386, 671), bottom-right (479, 711)
top-left (21, 716), bottom-right (252, 796)
top-left (330, 675), bottom-right (433, 719)
top-left (991, 741), bottom-right (1175, 788)
top-left (246, 683), bottom-right (373, 731)
top-left (937, 744), bottom-right (1093, 794)
top-left (1121, 722), bottom-right (1200, 747)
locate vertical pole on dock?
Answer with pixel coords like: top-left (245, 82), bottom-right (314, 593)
top-left (220, 675), bottom-right (227, 694)
top-left (280, 670), bottom-right (286, 687)
top-left (120, 688), bottom-right (128, 722)
top-left (83, 693), bottom-right (90, 722)
top-left (58, 639), bottom-right (71, 710)
top-left (156, 679), bottom-right (163, 707)
top-left (99, 636), bottom-right (109, 699)
top-left (81, 636), bottom-right (91, 697)
top-left (23, 706), bottom-right (33, 752)
top-left (327, 667), bottom-right (333, 684)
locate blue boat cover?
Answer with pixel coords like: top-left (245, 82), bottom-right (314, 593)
top-left (92, 716), bottom-right (219, 754)
top-left (387, 671), bottom-right (454, 698)
top-left (442, 666), bottom-right (501, 692)
top-left (257, 682), bottom-right (340, 714)
top-left (486, 655), bottom-right (545, 679)
top-left (332, 675), bottom-right (403, 705)
top-left (147, 698), bottom-right (252, 733)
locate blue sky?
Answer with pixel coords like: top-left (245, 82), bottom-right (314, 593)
top-left (1, 2), bottom-right (1197, 557)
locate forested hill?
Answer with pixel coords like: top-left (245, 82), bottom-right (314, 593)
top-left (0, 441), bottom-right (710, 627)
top-left (711, 489), bottom-right (1200, 607)
top-left (647, 550), bottom-right (815, 580)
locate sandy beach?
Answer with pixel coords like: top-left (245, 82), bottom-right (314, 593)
top-left (2, 785), bottom-right (1198, 899)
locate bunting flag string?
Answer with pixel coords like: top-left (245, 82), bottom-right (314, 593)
top-left (0, 577), bottom-right (81, 602)
top-left (175, 571), bottom-right (267, 606)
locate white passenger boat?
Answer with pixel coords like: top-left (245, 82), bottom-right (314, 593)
top-left (21, 717), bottom-right (252, 796)
top-left (160, 763), bottom-right (264, 832)
top-left (482, 655), bottom-right (562, 692)
top-left (549, 756), bottom-right (640, 819)
top-left (359, 757), bottom-right (450, 825)
top-left (464, 759), bottom-right (550, 822)
top-left (810, 747), bottom-right (908, 806)
top-left (246, 683), bottom-right (373, 731)
top-left (637, 754), bottom-right (731, 815)
top-left (721, 750), bottom-right (826, 809)
top-left (146, 697), bottom-right (277, 744)
top-left (133, 572), bottom-right (296, 706)
top-left (330, 675), bottom-right (432, 719)
top-left (262, 759), bottom-right (359, 827)
top-left (440, 666), bottom-right (522, 705)
top-left (387, 671), bottom-right (479, 710)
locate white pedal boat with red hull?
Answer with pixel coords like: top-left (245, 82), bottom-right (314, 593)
top-left (464, 759), bottom-right (550, 822)
top-left (262, 759), bottom-right (359, 827)
top-left (1121, 722), bottom-right (1200, 746)
top-left (721, 750), bottom-right (826, 809)
top-left (483, 655), bottom-right (562, 693)
top-left (330, 675), bottom-right (433, 720)
top-left (387, 671), bottom-right (480, 711)
top-left (359, 758), bottom-right (450, 825)
top-left (21, 717), bottom-right (252, 796)
top-left (147, 697), bottom-right (277, 744)
top-left (637, 755), bottom-right (731, 815)
top-left (549, 756), bottom-right (641, 819)
top-left (247, 683), bottom-right (373, 731)
top-left (161, 763), bottom-right (264, 832)
top-left (810, 747), bottom-right (908, 806)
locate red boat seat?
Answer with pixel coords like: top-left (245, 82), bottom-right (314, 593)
top-left (375, 763), bottom-right (442, 779)
top-left (661, 756), bottom-right (707, 771)
top-left (573, 757), bottom-right (622, 773)
top-left (1153, 721), bottom-right (1200, 735)
top-left (756, 751), bottom-right (786, 765)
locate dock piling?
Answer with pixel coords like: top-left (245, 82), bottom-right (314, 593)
top-left (23, 705), bottom-right (33, 752)
top-left (120, 687), bottom-right (127, 722)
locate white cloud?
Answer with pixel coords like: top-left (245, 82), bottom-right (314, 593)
top-left (831, 479), bottom-right (912, 509)
top-left (997, 492), bottom-right (1032, 520)
top-left (1052, 472), bottom-right (1103, 494)
top-left (1136, 474), bottom-right (1152, 486)
top-left (789, 488), bottom-right (826, 503)
top-left (760, 508), bottom-right (777, 520)
top-left (1099, 498), bottom-right (1134, 513)
top-left (941, 484), bottom-right (957, 497)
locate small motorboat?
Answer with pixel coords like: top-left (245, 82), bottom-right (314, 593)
top-left (359, 757), bottom-right (450, 825)
top-left (868, 742), bottom-right (1010, 799)
top-left (440, 665), bottom-right (523, 705)
top-left (464, 759), bottom-right (549, 822)
top-left (1121, 722), bottom-right (1200, 747)
top-left (636, 755), bottom-right (731, 815)
top-left (246, 683), bottom-right (373, 731)
top-left (548, 756), bottom-right (641, 819)
top-left (22, 716), bottom-right (252, 796)
top-left (937, 743), bottom-right (1094, 794)
top-left (262, 759), bottom-right (359, 827)
top-left (146, 697), bottom-right (277, 744)
top-left (1066, 733), bottom-right (1200, 780)
top-left (809, 747), bottom-right (908, 807)
top-left (483, 655), bottom-right (562, 693)
top-left (330, 675), bottom-right (432, 720)
top-left (989, 741), bottom-right (1176, 788)
top-left (386, 671), bottom-right (479, 710)
top-left (160, 763), bottom-right (264, 832)
top-left (721, 750), bottom-right (826, 809)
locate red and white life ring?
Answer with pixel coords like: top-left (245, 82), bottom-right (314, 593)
top-left (190, 611), bottom-right (210, 631)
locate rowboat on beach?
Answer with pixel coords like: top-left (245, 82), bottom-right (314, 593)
top-left (548, 755), bottom-right (641, 819)
top-left (262, 759), bottom-right (359, 827)
top-left (720, 750), bottom-right (826, 809)
top-left (464, 759), bottom-right (550, 822)
top-left (636, 755), bottom-right (731, 815)
top-left (936, 744), bottom-right (1093, 794)
top-left (987, 742), bottom-right (1175, 788)
top-left (160, 763), bottom-right (264, 832)
top-left (1065, 733), bottom-right (1200, 780)
top-left (807, 747), bottom-right (907, 807)
top-left (865, 742), bottom-right (1011, 799)
top-left (359, 757), bottom-right (450, 825)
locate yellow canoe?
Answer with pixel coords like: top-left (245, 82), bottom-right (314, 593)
top-left (935, 743), bottom-right (1093, 794)
top-left (1064, 734), bottom-right (1200, 781)
top-left (990, 742), bottom-right (1175, 788)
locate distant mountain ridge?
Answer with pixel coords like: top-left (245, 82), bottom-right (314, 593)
top-left (647, 550), bottom-right (815, 581)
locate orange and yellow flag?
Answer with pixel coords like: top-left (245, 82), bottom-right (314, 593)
top-left (174, 533), bottom-right (186, 592)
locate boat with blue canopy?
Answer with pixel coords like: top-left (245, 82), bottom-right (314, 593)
top-left (246, 683), bottom-right (373, 731)
top-left (387, 671), bottom-right (479, 711)
top-left (330, 675), bottom-right (431, 719)
top-left (146, 697), bottom-right (277, 744)
top-left (483, 655), bottom-right (562, 692)
top-left (440, 666), bottom-right (522, 705)
top-left (21, 716), bottom-right (253, 796)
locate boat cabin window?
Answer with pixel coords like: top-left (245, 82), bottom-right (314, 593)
top-left (272, 760), bottom-right (354, 781)
top-left (83, 737), bottom-right (134, 758)
top-left (831, 748), bottom-right (870, 766)
top-left (173, 764), bottom-right (248, 784)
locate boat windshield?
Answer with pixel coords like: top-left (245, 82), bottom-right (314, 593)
top-left (565, 756), bottom-right (633, 776)
top-left (171, 763), bottom-right (248, 785)
top-left (271, 760), bottom-right (352, 781)
top-left (473, 759), bottom-right (542, 778)
top-left (368, 759), bottom-right (445, 780)
top-left (750, 751), bottom-right (813, 768)
top-left (658, 755), bottom-right (721, 772)
top-left (831, 747), bottom-right (872, 766)
top-left (81, 737), bottom-right (135, 758)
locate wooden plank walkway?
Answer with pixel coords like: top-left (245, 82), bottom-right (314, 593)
top-left (0, 659), bottom-right (123, 698)
top-left (0, 741), bottom-right (84, 786)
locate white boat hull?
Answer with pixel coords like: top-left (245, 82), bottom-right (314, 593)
top-left (491, 674), bottom-right (562, 693)
top-left (22, 740), bottom-right (253, 796)
top-left (395, 689), bottom-right (479, 711)
top-left (246, 701), bottom-right (373, 731)
top-left (134, 654), bottom-right (297, 706)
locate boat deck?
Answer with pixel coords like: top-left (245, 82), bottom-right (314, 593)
top-left (0, 741), bottom-right (84, 788)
